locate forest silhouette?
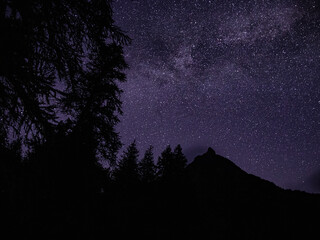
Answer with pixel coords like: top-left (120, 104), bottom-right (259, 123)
top-left (1, 1), bottom-right (320, 239)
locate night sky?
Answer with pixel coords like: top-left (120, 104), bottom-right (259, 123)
top-left (112, 0), bottom-right (320, 193)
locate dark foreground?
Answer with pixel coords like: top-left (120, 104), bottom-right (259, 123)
top-left (1, 148), bottom-right (320, 239)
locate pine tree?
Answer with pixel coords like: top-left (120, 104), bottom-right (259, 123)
top-left (114, 141), bottom-right (139, 186)
top-left (157, 144), bottom-right (187, 182)
top-left (139, 146), bottom-right (156, 184)
top-left (157, 145), bottom-right (174, 180)
top-left (173, 144), bottom-right (187, 174)
top-left (0, 0), bottom-right (130, 161)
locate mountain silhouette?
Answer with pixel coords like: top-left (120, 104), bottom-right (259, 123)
top-left (186, 147), bottom-right (282, 198)
top-left (182, 147), bottom-right (320, 240)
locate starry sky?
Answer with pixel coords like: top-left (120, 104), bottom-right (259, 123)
top-left (112, 0), bottom-right (320, 193)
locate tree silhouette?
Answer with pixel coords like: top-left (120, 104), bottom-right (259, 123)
top-left (157, 145), bottom-right (174, 181)
top-left (114, 140), bottom-right (139, 187)
top-left (173, 144), bottom-right (187, 174)
top-left (0, 0), bottom-right (130, 161)
top-left (157, 144), bottom-right (187, 182)
top-left (139, 145), bottom-right (156, 184)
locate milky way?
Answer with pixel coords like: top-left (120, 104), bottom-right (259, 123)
top-left (113, 0), bottom-right (320, 192)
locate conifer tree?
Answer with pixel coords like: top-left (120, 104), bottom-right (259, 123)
top-left (0, 0), bottom-right (130, 161)
top-left (139, 145), bottom-right (156, 184)
top-left (157, 144), bottom-right (187, 182)
top-left (173, 144), bottom-right (188, 174)
top-left (114, 140), bottom-right (139, 186)
top-left (157, 145), bottom-right (174, 180)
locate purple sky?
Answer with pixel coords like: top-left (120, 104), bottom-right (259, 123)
top-left (112, 0), bottom-right (320, 193)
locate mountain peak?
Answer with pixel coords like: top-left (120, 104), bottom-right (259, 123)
top-left (187, 147), bottom-right (284, 197)
top-left (190, 147), bottom-right (240, 173)
top-left (207, 147), bottom-right (216, 156)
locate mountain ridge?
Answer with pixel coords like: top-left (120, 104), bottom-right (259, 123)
top-left (179, 147), bottom-right (320, 239)
top-left (186, 147), bottom-right (283, 194)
